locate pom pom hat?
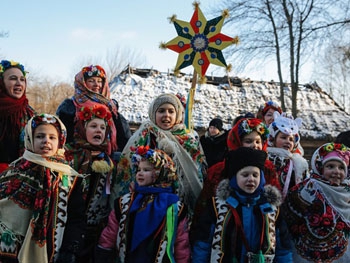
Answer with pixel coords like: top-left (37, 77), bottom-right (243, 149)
top-left (311, 142), bottom-right (350, 177)
top-left (209, 118), bottom-right (223, 131)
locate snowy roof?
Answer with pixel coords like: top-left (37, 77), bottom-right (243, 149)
top-left (110, 70), bottom-right (350, 140)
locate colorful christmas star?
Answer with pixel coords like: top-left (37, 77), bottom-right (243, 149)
top-left (160, 2), bottom-right (239, 79)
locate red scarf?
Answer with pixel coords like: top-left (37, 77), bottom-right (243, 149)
top-left (0, 94), bottom-right (35, 141)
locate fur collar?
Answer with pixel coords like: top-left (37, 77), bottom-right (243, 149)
top-left (216, 179), bottom-right (282, 207)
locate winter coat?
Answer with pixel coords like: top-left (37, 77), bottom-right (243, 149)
top-left (96, 192), bottom-right (191, 263)
top-left (0, 158), bottom-right (86, 263)
top-left (200, 130), bottom-right (228, 168)
top-left (192, 179), bottom-right (284, 263)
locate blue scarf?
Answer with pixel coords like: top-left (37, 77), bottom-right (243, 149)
top-left (129, 184), bottom-right (179, 252)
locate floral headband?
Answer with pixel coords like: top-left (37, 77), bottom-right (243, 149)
top-left (78, 105), bottom-right (113, 126)
top-left (131, 145), bottom-right (178, 187)
top-left (227, 118), bottom-right (269, 151)
top-left (82, 65), bottom-right (106, 80)
top-left (0, 60), bottom-right (26, 77)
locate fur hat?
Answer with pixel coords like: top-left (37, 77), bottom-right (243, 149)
top-left (0, 60), bottom-right (26, 78)
top-left (225, 147), bottom-right (267, 178)
top-left (311, 142), bottom-right (350, 177)
top-left (268, 112), bottom-right (302, 150)
top-left (209, 118), bottom-right (223, 131)
top-left (148, 93), bottom-right (184, 125)
top-left (227, 118), bottom-right (269, 151)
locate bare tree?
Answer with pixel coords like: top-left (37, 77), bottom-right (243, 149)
top-left (215, 0), bottom-right (350, 116)
top-left (27, 79), bottom-right (73, 114)
top-left (315, 44), bottom-right (350, 113)
top-left (70, 45), bottom-right (147, 83)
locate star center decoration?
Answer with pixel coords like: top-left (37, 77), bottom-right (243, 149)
top-left (160, 1), bottom-right (239, 80)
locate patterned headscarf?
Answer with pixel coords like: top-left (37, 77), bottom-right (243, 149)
top-left (148, 93), bottom-right (184, 126)
top-left (311, 142), bottom-right (350, 177)
top-left (131, 145), bottom-right (178, 190)
top-left (25, 114), bottom-right (67, 156)
top-left (72, 65), bottom-right (117, 152)
top-left (227, 118), bottom-right (269, 151)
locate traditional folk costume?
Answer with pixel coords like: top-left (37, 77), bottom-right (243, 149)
top-left (65, 105), bottom-right (116, 263)
top-left (192, 147), bottom-right (283, 263)
top-left (266, 111), bottom-right (309, 199)
top-left (284, 143), bottom-right (350, 263)
top-left (0, 60), bottom-right (35, 173)
top-left (56, 65), bottom-right (129, 153)
top-left (112, 93), bottom-right (206, 212)
top-left (96, 147), bottom-right (191, 263)
top-left (0, 114), bottom-right (85, 263)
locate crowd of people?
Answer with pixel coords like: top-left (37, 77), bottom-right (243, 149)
top-left (0, 59), bottom-right (349, 263)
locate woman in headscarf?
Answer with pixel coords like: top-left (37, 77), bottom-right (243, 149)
top-left (0, 60), bottom-right (35, 173)
top-left (56, 65), bottom-right (131, 155)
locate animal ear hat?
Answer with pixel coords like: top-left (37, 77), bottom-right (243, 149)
top-left (268, 111), bottom-right (302, 148)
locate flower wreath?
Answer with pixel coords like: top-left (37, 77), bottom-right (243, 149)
top-left (0, 60), bottom-right (26, 77)
top-left (238, 118), bottom-right (269, 141)
top-left (82, 65), bottom-right (106, 79)
top-left (78, 105), bottom-right (113, 126)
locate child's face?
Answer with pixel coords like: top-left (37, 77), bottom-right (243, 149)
top-left (136, 160), bottom-right (156, 186)
top-left (85, 76), bottom-right (103, 93)
top-left (33, 124), bottom-right (59, 157)
top-left (236, 166), bottom-right (261, 194)
top-left (323, 160), bottom-right (346, 186)
top-left (85, 118), bottom-right (106, 146)
top-left (274, 132), bottom-right (295, 151)
top-left (241, 131), bottom-right (263, 150)
top-left (264, 109), bottom-right (275, 126)
top-left (155, 103), bottom-right (176, 130)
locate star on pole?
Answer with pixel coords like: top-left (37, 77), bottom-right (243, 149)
top-left (160, 1), bottom-right (239, 80)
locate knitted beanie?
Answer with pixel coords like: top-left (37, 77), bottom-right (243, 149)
top-left (209, 118), bottom-right (223, 131)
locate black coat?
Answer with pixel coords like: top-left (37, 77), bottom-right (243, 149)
top-left (200, 130), bottom-right (228, 168)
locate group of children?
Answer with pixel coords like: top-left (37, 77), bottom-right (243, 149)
top-left (0, 60), bottom-right (349, 263)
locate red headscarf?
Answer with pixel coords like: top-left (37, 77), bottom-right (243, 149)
top-left (72, 65), bottom-right (117, 153)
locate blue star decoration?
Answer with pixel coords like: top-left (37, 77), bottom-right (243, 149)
top-left (160, 1), bottom-right (239, 80)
